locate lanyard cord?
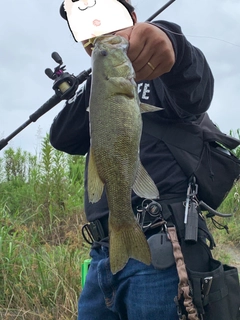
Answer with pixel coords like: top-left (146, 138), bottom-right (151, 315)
top-left (168, 226), bottom-right (200, 320)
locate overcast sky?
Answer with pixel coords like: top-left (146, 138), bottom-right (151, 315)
top-left (0, 0), bottom-right (240, 157)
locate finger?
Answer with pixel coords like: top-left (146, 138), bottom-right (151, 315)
top-left (135, 61), bottom-right (159, 82)
top-left (115, 27), bottom-right (143, 63)
top-left (115, 27), bottom-right (133, 42)
top-left (131, 44), bottom-right (153, 72)
top-left (126, 26), bottom-right (146, 62)
top-left (136, 60), bottom-right (173, 82)
top-left (134, 40), bottom-right (175, 81)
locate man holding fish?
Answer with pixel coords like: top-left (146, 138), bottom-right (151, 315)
top-left (50, 0), bottom-right (214, 319)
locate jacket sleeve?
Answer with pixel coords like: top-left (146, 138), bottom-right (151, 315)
top-left (152, 20), bottom-right (214, 117)
top-left (49, 77), bottom-right (91, 155)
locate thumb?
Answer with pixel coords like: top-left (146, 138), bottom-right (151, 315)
top-left (115, 27), bottom-right (133, 41)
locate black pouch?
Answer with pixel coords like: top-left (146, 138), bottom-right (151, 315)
top-left (142, 111), bottom-right (240, 210)
top-left (193, 141), bottom-right (240, 210)
top-left (187, 258), bottom-right (240, 320)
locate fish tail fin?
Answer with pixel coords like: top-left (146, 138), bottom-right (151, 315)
top-left (109, 220), bottom-right (151, 274)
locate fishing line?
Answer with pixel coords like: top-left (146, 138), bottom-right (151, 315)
top-left (184, 35), bottom-right (240, 48)
top-left (155, 24), bottom-right (240, 48)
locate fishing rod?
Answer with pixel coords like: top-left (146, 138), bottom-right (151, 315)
top-left (0, 0), bottom-right (176, 151)
top-left (146, 0), bottom-right (176, 21)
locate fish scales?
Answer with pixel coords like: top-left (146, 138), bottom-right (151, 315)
top-left (88, 34), bottom-right (160, 274)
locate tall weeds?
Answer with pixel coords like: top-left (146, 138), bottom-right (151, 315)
top-left (0, 135), bottom-right (88, 319)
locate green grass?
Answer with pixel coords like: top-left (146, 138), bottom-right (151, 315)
top-left (0, 208), bottom-right (90, 319)
top-left (0, 137), bottom-right (89, 319)
top-left (206, 181), bottom-right (240, 265)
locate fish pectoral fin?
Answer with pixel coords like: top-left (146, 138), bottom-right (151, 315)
top-left (109, 220), bottom-right (151, 274)
top-left (133, 162), bottom-right (159, 199)
top-left (108, 77), bottom-right (135, 98)
top-left (140, 103), bottom-right (163, 113)
top-left (87, 148), bottom-right (104, 203)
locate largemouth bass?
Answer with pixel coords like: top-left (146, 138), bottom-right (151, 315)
top-left (88, 34), bottom-right (160, 274)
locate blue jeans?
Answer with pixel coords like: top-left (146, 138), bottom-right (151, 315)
top-left (78, 246), bottom-right (179, 320)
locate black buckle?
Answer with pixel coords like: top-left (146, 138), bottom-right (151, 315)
top-left (136, 199), bottom-right (163, 231)
top-left (82, 220), bottom-right (106, 245)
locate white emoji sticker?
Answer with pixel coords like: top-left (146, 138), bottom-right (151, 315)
top-left (63, 0), bottom-right (134, 42)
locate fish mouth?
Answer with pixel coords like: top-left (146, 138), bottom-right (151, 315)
top-left (93, 35), bottom-right (129, 50)
top-left (92, 34), bottom-right (132, 70)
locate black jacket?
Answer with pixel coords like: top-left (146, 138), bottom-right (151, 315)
top-left (49, 20), bottom-right (214, 222)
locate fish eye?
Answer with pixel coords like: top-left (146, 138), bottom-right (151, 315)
top-left (100, 50), bottom-right (108, 57)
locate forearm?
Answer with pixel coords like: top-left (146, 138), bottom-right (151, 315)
top-left (49, 80), bottom-right (91, 155)
top-left (155, 20), bottom-right (214, 115)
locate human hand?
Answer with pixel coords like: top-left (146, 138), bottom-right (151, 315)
top-left (115, 22), bottom-right (175, 82)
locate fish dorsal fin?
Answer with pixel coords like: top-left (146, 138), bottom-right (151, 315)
top-left (139, 103), bottom-right (163, 113)
top-left (133, 161), bottom-right (159, 199)
top-left (87, 148), bottom-right (105, 203)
